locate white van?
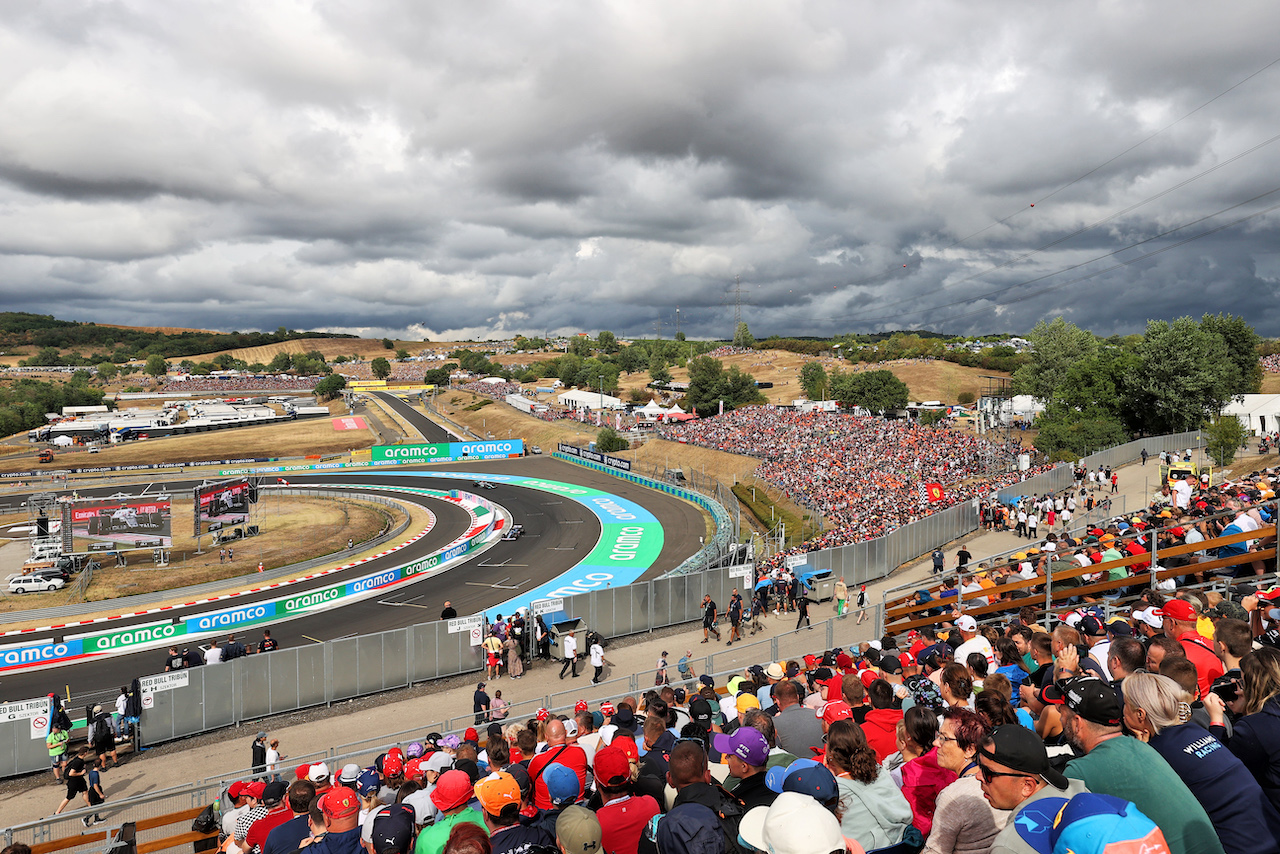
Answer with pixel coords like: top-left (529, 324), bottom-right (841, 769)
top-left (29, 541), bottom-right (61, 562)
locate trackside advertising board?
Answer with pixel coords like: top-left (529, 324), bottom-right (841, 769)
top-left (371, 440), bottom-right (524, 463)
top-left (557, 444), bottom-right (632, 472)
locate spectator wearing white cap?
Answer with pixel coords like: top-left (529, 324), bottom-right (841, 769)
top-left (308, 761), bottom-right (332, 795)
top-left (952, 615), bottom-right (995, 670)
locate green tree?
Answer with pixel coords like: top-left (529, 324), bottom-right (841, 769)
top-left (423, 365), bottom-right (455, 386)
top-left (268, 352), bottom-right (293, 372)
top-left (144, 354), bottom-right (168, 378)
top-left (395, 349), bottom-right (410, 361)
top-left (830, 369), bottom-right (909, 413)
top-left (1200, 312), bottom-right (1262, 395)
top-left (1203, 414), bottom-right (1247, 467)
top-left (685, 355), bottom-right (765, 416)
top-left (1012, 317), bottom-right (1098, 401)
top-left (382, 338), bottom-right (394, 350)
top-left (733, 322), bottom-right (755, 348)
top-left (314, 374), bottom-right (346, 401)
top-left (617, 345), bottom-right (644, 375)
top-left (371, 357), bottom-right (392, 380)
top-left (956, 391), bottom-right (975, 405)
top-left (96, 362), bottom-right (118, 380)
top-left (1127, 317), bottom-right (1236, 434)
top-left (596, 426), bottom-right (630, 453)
top-left (570, 337), bottom-right (593, 357)
top-left (649, 351), bottom-right (672, 384)
top-left (596, 331), bottom-right (619, 353)
top-left (799, 361), bottom-right (828, 400)
top-left (1033, 408), bottom-right (1128, 460)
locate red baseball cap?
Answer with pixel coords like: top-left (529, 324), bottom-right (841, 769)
top-left (612, 734), bottom-right (639, 764)
top-left (463, 728), bottom-right (479, 743)
top-left (593, 746), bottom-right (631, 787)
top-left (294, 764), bottom-right (311, 781)
top-left (819, 701), bottom-right (853, 724)
top-left (1154, 599), bottom-right (1196, 622)
top-left (536, 708), bottom-right (550, 722)
top-left (318, 785), bottom-right (359, 820)
top-left (383, 755), bottom-right (404, 778)
top-left (404, 757), bottom-right (426, 781)
top-left (574, 700), bottom-right (589, 713)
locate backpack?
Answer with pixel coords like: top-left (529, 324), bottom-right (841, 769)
top-left (92, 716), bottom-right (110, 744)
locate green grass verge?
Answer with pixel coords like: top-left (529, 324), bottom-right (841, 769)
top-left (732, 483), bottom-right (812, 548)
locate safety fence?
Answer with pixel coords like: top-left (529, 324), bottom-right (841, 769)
top-left (3, 603), bottom-right (884, 852)
top-left (0, 562), bottom-right (740, 780)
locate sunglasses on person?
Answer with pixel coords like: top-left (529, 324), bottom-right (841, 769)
top-left (976, 761), bottom-right (1033, 783)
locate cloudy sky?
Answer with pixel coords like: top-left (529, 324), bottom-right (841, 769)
top-left (2, 1), bottom-right (1279, 341)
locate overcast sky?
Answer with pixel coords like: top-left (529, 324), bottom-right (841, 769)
top-left (2, 1), bottom-right (1279, 341)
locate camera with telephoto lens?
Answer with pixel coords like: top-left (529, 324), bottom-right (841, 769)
top-left (1210, 673), bottom-right (1241, 702)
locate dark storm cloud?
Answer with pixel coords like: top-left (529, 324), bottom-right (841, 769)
top-left (1, 1), bottom-right (1278, 340)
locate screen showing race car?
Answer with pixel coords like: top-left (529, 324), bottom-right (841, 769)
top-left (193, 478), bottom-right (250, 536)
top-left (68, 497), bottom-right (172, 551)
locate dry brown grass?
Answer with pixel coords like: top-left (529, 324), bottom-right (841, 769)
top-left (0, 404), bottom-right (375, 474)
top-left (0, 495), bottom-right (406, 618)
top-left (1262, 373), bottom-right (1280, 394)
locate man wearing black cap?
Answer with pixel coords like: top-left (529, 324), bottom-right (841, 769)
top-left (978, 725), bottom-right (1087, 854)
top-left (1058, 676), bottom-right (1224, 854)
top-left (243, 780), bottom-right (291, 854)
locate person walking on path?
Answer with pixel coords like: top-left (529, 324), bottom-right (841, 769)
top-left (504, 634), bottom-right (524, 679)
top-left (834, 576), bottom-right (848, 617)
top-left (473, 682), bottom-right (490, 725)
top-left (856, 584), bottom-right (869, 625)
top-left (932, 549), bottom-right (945, 576)
top-left (266, 738), bottom-right (284, 782)
top-left (795, 591), bottom-right (813, 632)
top-left (47, 723), bottom-right (69, 782)
top-left (483, 631), bottom-right (504, 681)
top-left (251, 731), bottom-right (269, 781)
top-left (727, 590), bottom-right (743, 645)
top-left (590, 636), bottom-right (612, 684)
top-left (559, 630), bottom-right (580, 679)
top-left (701, 594), bottom-right (721, 643)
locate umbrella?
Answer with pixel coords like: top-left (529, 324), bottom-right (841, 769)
top-left (754, 579), bottom-right (772, 591)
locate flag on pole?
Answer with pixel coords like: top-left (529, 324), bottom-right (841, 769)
top-left (595, 410), bottom-right (602, 426)
top-left (615, 412), bottom-right (621, 429)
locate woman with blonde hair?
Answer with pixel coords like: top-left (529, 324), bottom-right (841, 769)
top-left (1125, 671), bottom-right (1280, 854)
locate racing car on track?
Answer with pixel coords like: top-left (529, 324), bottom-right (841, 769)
top-left (501, 524), bottom-right (524, 540)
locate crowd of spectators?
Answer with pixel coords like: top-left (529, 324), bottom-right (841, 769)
top-left (153, 558), bottom-right (1280, 854)
top-left (338, 362), bottom-right (432, 381)
top-left (1261, 354), bottom-right (1280, 373)
top-left (657, 407), bottom-right (1051, 569)
top-left (166, 375), bottom-right (321, 392)
top-left (459, 381), bottom-right (529, 399)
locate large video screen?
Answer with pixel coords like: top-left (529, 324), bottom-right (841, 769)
top-left (69, 498), bottom-right (172, 551)
top-left (193, 478), bottom-right (250, 536)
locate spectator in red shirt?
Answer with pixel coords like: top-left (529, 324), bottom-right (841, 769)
top-left (861, 680), bottom-right (904, 762)
top-left (243, 781), bottom-right (291, 854)
top-left (1157, 598), bottom-right (1224, 697)
top-left (526, 720), bottom-right (589, 810)
top-left (593, 745), bottom-right (659, 854)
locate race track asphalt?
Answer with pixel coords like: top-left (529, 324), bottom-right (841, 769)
top-left (0, 444), bottom-right (706, 703)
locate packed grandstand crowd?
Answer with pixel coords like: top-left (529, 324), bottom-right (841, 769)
top-left (1261, 354), bottom-right (1280, 373)
top-left (657, 408), bottom-right (1052, 567)
top-left (338, 362), bottom-right (435, 381)
top-left (165, 375), bottom-right (322, 392)
top-left (27, 454), bottom-right (1280, 854)
top-left (460, 381), bottom-right (531, 399)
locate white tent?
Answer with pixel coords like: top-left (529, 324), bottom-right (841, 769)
top-left (557, 389), bottom-right (623, 409)
top-left (51, 435), bottom-right (74, 446)
top-left (1222, 394), bottom-right (1280, 434)
top-left (665, 403), bottom-right (685, 415)
top-left (635, 400), bottom-right (667, 420)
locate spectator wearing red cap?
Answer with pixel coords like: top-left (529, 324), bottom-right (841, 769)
top-left (242, 780), bottom-right (290, 854)
top-left (1155, 598), bottom-right (1224, 697)
top-left (413, 770), bottom-right (484, 854)
top-left (593, 744), bottom-right (659, 854)
top-left (224, 780), bottom-right (265, 839)
top-left (307, 785), bottom-right (362, 854)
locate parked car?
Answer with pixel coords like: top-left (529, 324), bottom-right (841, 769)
top-left (8, 575), bottom-right (65, 594)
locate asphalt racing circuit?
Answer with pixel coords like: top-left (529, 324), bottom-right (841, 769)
top-left (0, 397), bottom-right (706, 703)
